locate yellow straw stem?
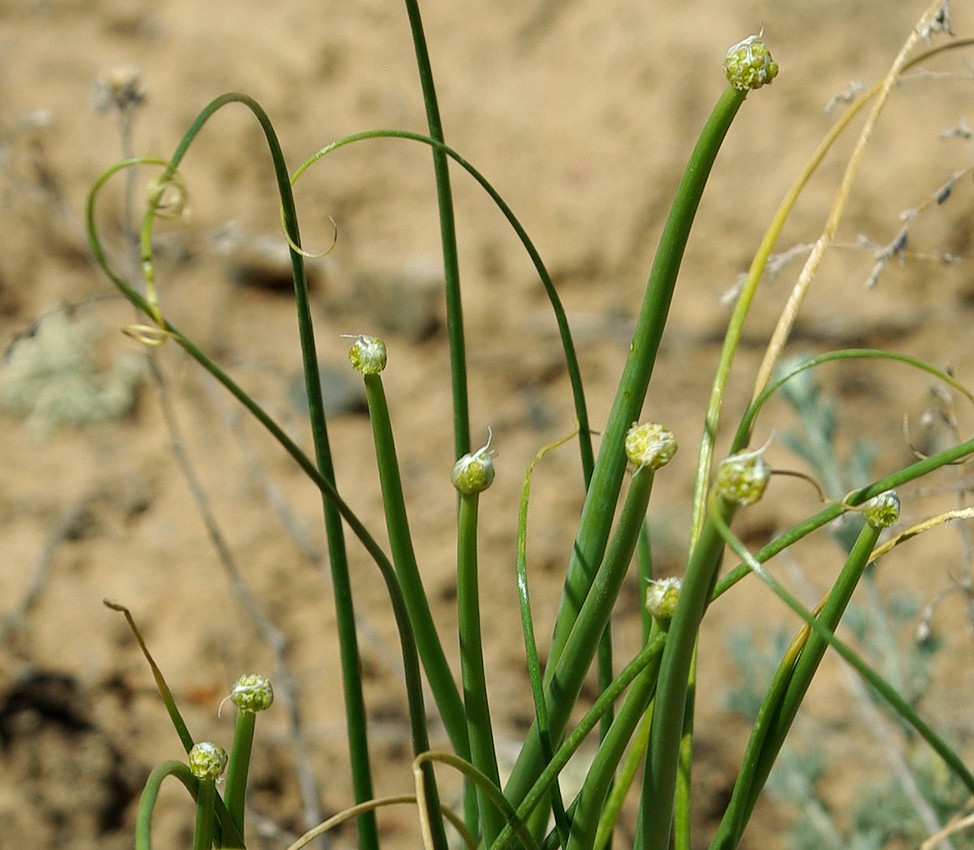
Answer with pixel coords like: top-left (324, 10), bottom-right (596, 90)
top-left (752, 0), bottom-right (952, 399)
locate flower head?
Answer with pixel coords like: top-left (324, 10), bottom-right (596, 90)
top-left (724, 32), bottom-right (778, 91)
top-left (189, 741), bottom-right (228, 781)
top-left (452, 430), bottom-right (496, 494)
top-left (229, 673), bottom-right (274, 713)
top-left (625, 422), bottom-right (677, 473)
top-left (646, 577), bottom-right (682, 622)
top-left (863, 490), bottom-right (900, 529)
top-left (716, 445), bottom-right (771, 506)
top-left (346, 334), bottom-right (387, 375)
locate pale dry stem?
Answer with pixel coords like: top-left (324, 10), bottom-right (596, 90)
top-left (751, 0), bottom-right (953, 402)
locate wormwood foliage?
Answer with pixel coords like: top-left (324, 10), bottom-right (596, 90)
top-left (84, 2), bottom-right (974, 849)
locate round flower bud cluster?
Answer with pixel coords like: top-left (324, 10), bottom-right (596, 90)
top-left (625, 422), bottom-right (677, 473)
top-left (863, 490), bottom-right (900, 529)
top-left (346, 334), bottom-right (387, 375)
top-left (724, 33), bottom-right (778, 91)
top-left (646, 577), bottom-right (682, 622)
top-left (716, 447), bottom-right (771, 506)
top-left (452, 432), bottom-right (496, 495)
top-left (230, 673), bottom-right (274, 713)
top-left (189, 741), bottom-right (228, 781)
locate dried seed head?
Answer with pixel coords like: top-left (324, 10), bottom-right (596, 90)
top-left (863, 490), bottom-right (900, 529)
top-left (716, 446), bottom-right (771, 506)
top-left (646, 577), bottom-right (682, 622)
top-left (452, 431), bottom-right (496, 495)
top-left (229, 673), bottom-right (274, 713)
top-left (625, 422), bottom-right (677, 473)
top-left (724, 32), bottom-right (778, 91)
top-left (188, 742), bottom-right (228, 781)
top-left (345, 334), bottom-right (387, 375)
top-left (91, 65), bottom-right (147, 113)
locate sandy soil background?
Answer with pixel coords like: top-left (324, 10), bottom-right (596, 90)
top-left (3, 1), bottom-right (974, 848)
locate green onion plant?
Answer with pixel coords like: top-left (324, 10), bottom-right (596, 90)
top-left (86, 1), bottom-right (974, 848)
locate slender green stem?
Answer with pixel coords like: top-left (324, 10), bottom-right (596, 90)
top-left (673, 670), bottom-right (696, 850)
top-left (567, 620), bottom-right (666, 850)
top-left (516, 434), bottom-right (578, 847)
top-left (641, 495), bottom-right (735, 850)
top-left (504, 468), bottom-right (656, 815)
top-left (457, 491), bottom-right (504, 845)
top-left (732, 349), bottom-right (974, 455)
top-left (224, 710), bottom-right (257, 839)
top-left (400, 0), bottom-right (468, 459)
top-left (710, 504), bottom-right (974, 800)
top-left (136, 760), bottom-right (196, 850)
top-left (546, 84), bottom-right (747, 679)
top-left (710, 520), bottom-right (881, 850)
top-left (291, 129), bottom-right (594, 485)
top-left (490, 633), bottom-right (669, 850)
top-left (638, 525), bottom-right (653, 641)
top-left (595, 703), bottom-right (653, 850)
top-left (193, 779), bottom-right (217, 850)
top-left (87, 93), bottom-right (456, 850)
top-left (272, 91), bottom-right (380, 850)
top-left (713, 433), bottom-right (974, 601)
top-left (363, 373), bottom-right (469, 758)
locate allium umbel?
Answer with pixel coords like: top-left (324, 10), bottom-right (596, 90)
top-left (625, 422), bottom-right (677, 473)
top-left (716, 447), bottom-right (771, 506)
top-left (229, 673), bottom-right (274, 713)
top-left (863, 490), bottom-right (900, 529)
top-left (724, 32), bottom-right (778, 91)
top-left (646, 577), bottom-right (682, 622)
top-left (452, 432), bottom-right (496, 494)
top-left (346, 334), bottom-right (387, 375)
top-left (188, 742), bottom-right (228, 781)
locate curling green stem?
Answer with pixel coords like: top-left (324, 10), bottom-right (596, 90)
top-left (87, 93), bottom-right (458, 850)
top-left (136, 761), bottom-right (194, 850)
top-left (136, 760), bottom-right (244, 850)
top-left (291, 129), bottom-right (594, 486)
top-left (363, 373), bottom-right (469, 758)
top-left (733, 349), bottom-right (974, 455)
top-left (457, 491), bottom-right (504, 844)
